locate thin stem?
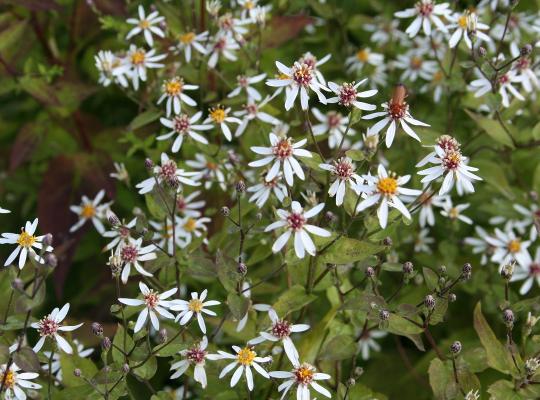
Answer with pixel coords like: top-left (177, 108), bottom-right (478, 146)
top-left (304, 109), bottom-right (324, 160)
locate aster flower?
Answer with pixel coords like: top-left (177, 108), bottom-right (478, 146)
top-left (326, 80), bottom-right (377, 111)
top-left (414, 228), bottom-right (435, 253)
top-left (217, 13), bottom-right (250, 39)
top-left (207, 345), bottom-right (272, 391)
top-left (203, 105), bottom-right (242, 141)
top-left (238, 0), bottom-right (263, 20)
top-left (319, 157), bottom-right (362, 206)
top-left (169, 290), bottom-right (220, 334)
top-left (415, 190), bottom-right (447, 227)
top-left (269, 359), bottom-right (331, 400)
top-left (186, 154), bottom-right (228, 191)
top-left (345, 48), bottom-right (384, 73)
top-left (440, 199), bottom-right (473, 225)
top-left (298, 52), bottom-right (331, 85)
top-left (227, 73), bottom-right (267, 101)
top-left (233, 97), bottom-right (280, 137)
top-left (0, 363), bottom-right (41, 400)
top-left (514, 203), bottom-right (539, 242)
top-left (136, 153), bottom-right (200, 194)
top-left (102, 217), bottom-right (137, 252)
top-left (357, 329), bottom-right (387, 360)
top-left (0, 218), bottom-right (53, 269)
top-left (32, 303), bottom-right (83, 354)
top-left (484, 228), bottom-right (531, 268)
top-left (94, 50), bottom-right (130, 87)
top-left (511, 248), bottom-right (540, 295)
top-left (125, 45), bottom-right (166, 90)
top-left (170, 31), bottom-right (208, 63)
top-left (394, 0), bottom-right (451, 38)
top-left (148, 217), bottom-right (184, 255)
top-left (248, 309), bottom-right (309, 364)
top-left (311, 108), bottom-right (355, 149)
top-left (356, 164), bottom-right (421, 229)
top-left (116, 238), bottom-right (157, 284)
top-left (175, 216), bottom-right (211, 248)
top-left (110, 162), bottom-right (130, 184)
top-left (363, 17), bottom-right (408, 46)
top-left (464, 225), bottom-right (492, 265)
top-left (119, 282), bottom-right (177, 333)
top-left (175, 191), bottom-right (206, 218)
top-left (469, 70), bottom-right (524, 108)
top-left (170, 336), bottom-right (211, 388)
top-left (394, 53), bottom-right (438, 82)
top-left (0, 206), bottom-right (10, 213)
top-left (207, 34), bottom-right (239, 68)
top-left (157, 77), bottom-right (198, 117)
top-left (248, 133), bottom-right (312, 186)
top-left (126, 5), bottom-right (165, 47)
top-left (247, 170), bottom-right (288, 209)
top-left (266, 61), bottom-right (328, 111)
top-left (69, 189), bottom-right (111, 234)
top-left (158, 112), bottom-right (212, 152)
top-left (448, 11), bottom-right (491, 49)
top-left (510, 42), bottom-right (539, 93)
top-left (265, 201), bottom-right (331, 259)
top-left (362, 84), bottom-right (430, 148)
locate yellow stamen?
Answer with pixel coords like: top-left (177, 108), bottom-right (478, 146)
top-left (188, 298), bottom-right (203, 312)
top-left (237, 347), bottom-right (256, 366)
top-left (139, 20), bottom-right (150, 29)
top-left (209, 106), bottom-right (227, 123)
top-left (81, 204), bottom-right (96, 219)
top-left (377, 177), bottom-right (398, 196)
top-left (17, 230), bottom-right (36, 248)
top-left (356, 49), bottom-right (369, 62)
top-left (184, 218), bottom-right (197, 232)
top-left (508, 239), bottom-right (521, 253)
top-left (179, 32), bottom-right (196, 44)
top-left (131, 50), bottom-right (146, 65)
top-left (0, 370), bottom-right (15, 389)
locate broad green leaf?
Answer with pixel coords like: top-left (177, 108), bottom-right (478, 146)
top-left (129, 110), bottom-right (161, 130)
top-left (345, 149), bottom-right (365, 161)
top-left (318, 235), bottom-right (384, 265)
top-left (428, 358), bottom-right (450, 400)
top-left (112, 324), bottom-right (134, 364)
top-left (465, 109), bottom-right (515, 148)
top-left (488, 380), bottom-right (524, 400)
top-left (60, 350), bottom-right (98, 388)
top-left (423, 267), bottom-right (439, 291)
top-left (13, 347), bottom-right (40, 372)
top-left (227, 293), bottom-right (249, 320)
top-left (387, 313), bottom-right (424, 335)
top-left (319, 334), bottom-right (356, 361)
top-left (272, 285), bottom-right (317, 316)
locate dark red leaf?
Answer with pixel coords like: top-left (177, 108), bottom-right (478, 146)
top-left (262, 15), bottom-right (314, 48)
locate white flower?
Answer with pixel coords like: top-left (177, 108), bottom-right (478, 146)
top-left (125, 45), bottom-right (166, 90)
top-left (217, 13), bottom-right (249, 39)
top-left (157, 77), bottom-right (198, 117)
top-left (514, 203), bottom-right (539, 242)
top-left (357, 329), bottom-right (387, 360)
top-left (265, 201), bottom-right (331, 259)
top-left (94, 50), bottom-right (130, 87)
top-left (415, 190), bottom-right (447, 227)
top-left (363, 85), bottom-right (430, 147)
top-left (346, 48), bottom-right (384, 73)
top-left (249, 133), bottom-right (312, 186)
top-left (440, 199), bottom-right (472, 225)
top-left (464, 226), bottom-right (492, 265)
top-left (119, 282), bottom-right (177, 333)
top-left (510, 42), bottom-right (539, 93)
top-left (159, 112), bottom-right (212, 152)
top-left (207, 345), bottom-right (272, 391)
top-left (233, 96), bottom-right (280, 137)
top-left (394, 0), bottom-right (451, 38)
top-left (511, 248), bottom-right (540, 295)
top-left (186, 154), bottom-right (228, 191)
top-left (238, 0), bottom-right (261, 20)
top-left (327, 80), bottom-right (377, 110)
top-left (417, 137), bottom-right (482, 196)
top-left (448, 11), bottom-right (491, 49)
top-left (311, 108), bottom-right (355, 149)
top-left (464, 389), bottom-right (480, 400)
top-left (170, 336), bottom-right (211, 388)
top-left (394, 53), bottom-right (438, 82)
top-left (0, 218), bottom-right (53, 269)
top-left (69, 189), bottom-right (111, 234)
top-left (248, 309), bottom-right (309, 364)
top-left (148, 217), bottom-right (184, 255)
top-left (298, 52), bottom-right (331, 85)
top-left (469, 71), bottom-right (524, 108)
top-left (116, 238), bottom-right (157, 284)
top-left (102, 217), bottom-right (137, 252)
top-left (126, 5), bottom-right (165, 47)
top-left (175, 191), bottom-right (206, 218)
top-left (136, 153), bottom-right (200, 194)
top-left (0, 206), bottom-right (10, 213)
top-left (203, 105), bottom-right (242, 141)
top-left (170, 31), bottom-right (208, 63)
top-left (363, 18), bottom-right (408, 46)
top-left (177, 216), bottom-right (211, 248)
top-left (247, 171), bottom-right (288, 209)
top-left (414, 228), bottom-right (435, 253)
top-left (0, 363), bottom-right (41, 400)
top-left (32, 303), bottom-right (83, 354)
top-left (319, 157), bottom-right (361, 206)
top-left (269, 359), bottom-right (331, 400)
top-left (228, 73), bottom-right (267, 101)
top-left (110, 162), bottom-right (130, 184)
top-left (484, 228), bottom-right (531, 268)
top-left (207, 35), bottom-right (239, 68)
top-left (266, 61), bottom-right (328, 111)
top-left (356, 164), bottom-right (421, 229)
top-left (169, 289), bottom-right (220, 334)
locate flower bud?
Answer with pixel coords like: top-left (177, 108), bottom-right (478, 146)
top-left (221, 206), bottom-right (230, 217)
top-left (353, 366), bottom-right (364, 378)
top-left (365, 266), bottom-right (375, 278)
top-left (101, 337), bottom-right (111, 351)
top-left (448, 293), bottom-right (457, 302)
top-left (144, 158), bottom-right (154, 170)
top-left (347, 378), bottom-right (356, 387)
top-left (525, 358), bottom-right (540, 376)
top-left (424, 295), bottom-right (436, 310)
top-left (92, 322), bottom-right (104, 337)
top-left (383, 237), bottom-right (393, 247)
top-left (325, 211), bottom-right (336, 223)
top-left (11, 278), bottom-right (24, 292)
top-left (238, 262), bottom-right (247, 275)
top-left (402, 261), bottom-right (413, 275)
top-left (74, 368), bottom-right (82, 377)
top-left (235, 180), bottom-right (246, 194)
top-left (379, 309), bottom-right (390, 321)
top-left (42, 233), bottom-right (53, 247)
top-left (44, 254), bottom-right (58, 268)
top-left (107, 210), bottom-right (120, 226)
top-left (521, 44), bottom-right (533, 57)
top-left (450, 341), bottom-right (462, 355)
top-left (158, 328), bottom-right (168, 344)
top-left (439, 265), bottom-right (447, 275)
top-left (477, 47), bottom-right (486, 58)
top-left (462, 263), bottom-right (472, 280)
top-left (503, 309), bottom-right (514, 327)
top-left (122, 363), bottom-right (130, 374)
top-left (501, 263), bottom-right (514, 280)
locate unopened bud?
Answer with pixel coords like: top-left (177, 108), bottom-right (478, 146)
top-left (108, 253), bottom-right (123, 276)
top-left (107, 210), bottom-right (120, 226)
top-left (530, 191), bottom-right (539, 202)
top-left (74, 368), bottom-right (82, 377)
top-left (91, 322), bottom-right (104, 337)
top-left (525, 358), bottom-right (540, 376)
top-left (347, 378), bottom-right (356, 387)
top-left (383, 237), bottom-right (393, 247)
top-left (403, 261), bottom-right (414, 274)
top-left (521, 44), bottom-right (532, 57)
top-left (450, 341), bottom-right (462, 355)
top-left (448, 293), bottom-right (457, 302)
top-left (503, 309), bottom-right (515, 327)
top-left (379, 309), bottom-right (390, 321)
top-left (439, 265), bottom-right (447, 275)
top-left (122, 363), bottom-right (130, 374)
top-left (144, 158), bottom-right (154, 170)
top-left (238, 262), bottom-right (247, 275)
top-left (44, 253), bottom-right (58, 268)
top-left (353, 366), bottom-right (364, 378)
top-left (323, 211), bottom-right (335, 223)
top-left (424, 295), bottom-right (436, 310)
top-left (477, 47), bottom-right (486, 58)
top-left (42, 233), bottom-right (53, 247)
top-left (221, 206), bottom-right (230, 217)
top-left (158, 328), bottom-right (168, 344)
top-left (11, 278), bottom-right (24, 292)
top-left (462, 263), bottom-right (472, 280)
top-left (235, 180), bottom-right (246, 194)
top-left (255, 213), bottom-right (262, 221)
top-left (365, 266), bottom-right (375, 278)
top-left (101, 337), bottom-right (111, 351)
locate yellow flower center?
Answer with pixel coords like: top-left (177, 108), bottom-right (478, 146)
top-left (188, 298), bottom-right (204, 312)
top-left (508, 239), bottom-right (521, 253)
top-left (294, 364), bottom-right (315, 384)
top-left (209, 106), bottom-right (227, 123)
top-left (278, 73), bottom-right (290, 80)
top-left (377, 177), bottom-right (398, 196)
top-left (411, 56), bottom-right (423, 70)
top-left (356, 49), bottom-right (369, 62)
top-left (244, 0), bottom-right (254, 9)
top-left (81, 204), bottom-right (96, 219)
top-left (237, 347), bottom-right (256, 366)
top-left (17, 230), bottom-right (36, 248)
top-left (206, 162), bottom-right (218, 171)
top-left (139, 20), bottom-right (150, 29)
top-left (432, 70), bottom-right (444, 82)
top-left (0, 370), bottom-right (14, 389)
top-left (165, 79), bottom-right (183, 96)
top-left (131, 50), bottom-right (146, 65)
top-left (449, 207), bottom-right (459, 219)
top-left (458, 15), bottom-right (467, 29)
top-left (184, 218), bottom-right (197, 232)
top-left (180, 32), bottom-right (196, 44)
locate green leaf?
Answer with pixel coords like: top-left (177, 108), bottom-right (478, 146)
top-left (319, 334), bottom-right (356, 361)
top-left (13, 347), bottom-right (40, 372)
top-left (474, 159), bottom-right (515, 200)
top-left (227, 293), bottom-right (249, 320)
top-left (387, 313), bottom-right (424, 335)
top-left (60, 351), bottom-right (98, 388)
top-left (0, 19), bottom-right (27, 52)
top-left (532, 121), bottom-right (540, 140)
top-left (272, 285), bottom-right (317, 316)
top-left (345, 149), bottom-right (365, 161)
top-left (465, 109), bottom-right (515, 148)
top-left (129, 110), bottom-right (161, 131)
top-left (423, 267), bottom-right (439, 291)
top-left (428, 358), bottom-right (450, 400)
top-left (112, 324), bottom-right (134, 364)
top-left (300, 151), bottom-right (324, 171)
top-left (0, 345), bottom-right (9, 364)
top-left (488, 380), bottom-right (524, 400)
top-left (216, 251), bottom-right (243, 293)
top-left (318, 235), bottom-right (384, 265)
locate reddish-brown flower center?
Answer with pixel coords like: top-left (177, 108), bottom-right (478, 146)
top-left (292, 63), bottom-right (313, 86)
top-left (294, 363), bottom-right (315, 385)
top-left (416, 0), bottom-right (434, 16)
top-left (287, 212), bottom-right (305, 231)
top-left (442, 150), bottom-right (461, 171)
top-left (38, 317), bottom-right (59, 337)
top-left (271, 320), bottom-right (292, 338)
top-left (160, 160), bottom-right (178, 181)
top-left (338, 84), bottom-right (357, 107)
top-left (245, 103), bottom-right (258, 115)
top-left (173, 114), bottom-right (191, 134)
top-left (334, 158), bottom-right (354, 180)
top-left (144, 291), bottom-right (160, 309)
top-left (327, 112), bottom-right (342, 129)
top-left (388, 100), bottom-right (408, 120)
top-left (237, 75), bottom-right (248, 87)
top-left (498, 74), bottom-right (509, 85)
top-left (530, 263), bottom-right (540, 276)
top-left (121, 245), bottom-right (138, 263)
top-left (187, 346), bottom-right (207, 364)
top-left (272, 138), bottom-right (294, 159)
top-left (437, 135), bottom-right (460, 152)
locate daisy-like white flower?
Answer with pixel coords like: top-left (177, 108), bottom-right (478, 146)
top-left (394, 53), bottom-right (438, 82)
top-left (0, 218), bottom-right (52, 269)
top-left (0, 206), bottom-right (10, 213)
top-left (356, 164), bottom-right (421, 229)
top-left (265, 201), bottom-right (330, 259)
top-left (448, 11), bottom-right (491, 49)
top-left (186, 154), bottom-right (228, 191)
top-left (266, 61), bottom-right (328, 111)
top-left (207, 34), bottom-right (239, 68)
top-left (514, 203), bottom-right (540, 242)
top-left (102, 217), bottom-right (137, 252)
top-left (238, 0), bottom-right (262, 20)
top-left (248, 309), bottom-right (309, 364)
top-left (345, 48), bottom-right (384, 74)
top-left (510, 42), bottom-right (540, 93)
top-left (169, 290), bottom-right (220, 334)
top-left (177, 216), bottom-right (211, 248)
top-left (414, 228), bottom-right (435, 253)
top-left (69, 189), bottom-right (111, 234)
top-left (394, 0), bottom-right (451, 38)
top-left (94, 50), bottom-right (130, 87)
top-left (421, 69), bottom-right (445, 102)
top-left (511, 248), bottom-right (540, 295)
top-left (157, 77), bottom-right (198, 117)
top-left (464, 226), bottom-right (492, 265)
top-left (233, 97), bottom-right (280, 137)
top-left (469, 70), bottom-right (524, 108)
top-left (32, 303), bottom-right (83, 354)
top-left (125, 45), bottom-right (166, 90)
top-left (175, 191), bottom-right (205, 218)
top-left (363, 84), bottom-right (430, 148)
top-left (170, 31), bottom-right (208, 63)
top-left (170, 336), bottom-right (211, 388)
top-left (217, 13), bottom-right (249, 39)
top-left (136, 153), bottom-right (200, 195)
top-left (357, 329), bottom-right (387, 360)
top-left (326, 80), bottom-right (377, 111)
top-left (440, 199), bottom-right (473, 225)
top-left (116, 238), bottom-right (157, 284)
top-left (417, 136), bottom-right (482, 196)
top-left (228, 73), bottom-right (267, 101)
top-left (485, 228), bottom-right (531, 268)
top-left (0, 363), bottom-right (41, 400)
top-left (208, 345), bottom-right (272, 391)
top-left (415, 190), bottom-right (447, 227)
top-left (159, 112), bottom-right (212, 152)
top-left (298, 52), bottom-right (331, 85)
top-left (119, 282), bottom-right (177, 333)
top-left (269, 359), bottom-right (331, 400)
top-left (247, 170), bottom-right (288, 209)
top-left (110, 162), bottom-right (129, 184)
top-left (363, 17), bottom-right (408, 46)
top-left (203, 105), bottom-right (242, 142)
top-left (311, 108), bottom-right (355, 149)
top-left (249, 133), bottom-right (312, 186)
top-left (126, 5), bottom-right (165, 47)
top-left (149, 217), bottom-right (184, 254)
top-left (319, 157), bottom-right (361, 206)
